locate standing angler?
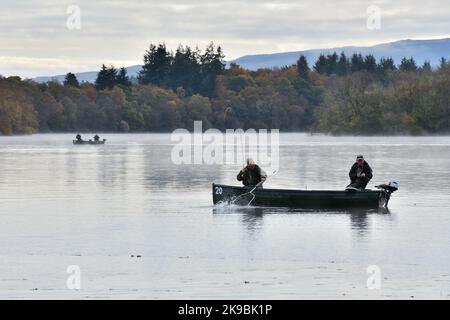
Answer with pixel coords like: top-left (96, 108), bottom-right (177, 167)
top-left (237, 158), bottom-right (267, 187)
top-left (347, 154), bottom-right (373, 190)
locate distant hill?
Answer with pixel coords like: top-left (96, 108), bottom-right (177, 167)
top-left (33, 65), bottom-right (142, 83)
top-left (228, 38), bottom-right (450, 70)
top-left (32, 38), bottom-right (450, 82)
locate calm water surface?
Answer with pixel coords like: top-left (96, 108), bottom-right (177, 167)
top-left (0, 133), bottom-right (449, 299)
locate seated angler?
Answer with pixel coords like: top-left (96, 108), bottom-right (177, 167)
top-left (237, 158), bottom-right (267, 187)
top-left (347, 154), bottom-right (373, 190)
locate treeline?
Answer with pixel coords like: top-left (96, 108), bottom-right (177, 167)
top-left (93, 43), bottom-right (225, 97)
top-left (1, 45), bottom-right (450, 135)
top-left (138, 43), bottom-right (225, 97)
top-left (311, 52), bottom-right (435, 76)
top-left (308, 53), bottom-right (450, 134)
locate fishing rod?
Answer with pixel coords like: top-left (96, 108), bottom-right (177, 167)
top-left (230, 170), bottom-right (277, 206)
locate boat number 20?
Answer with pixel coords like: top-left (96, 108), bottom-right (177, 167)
top-left (215, 187), bottom-right (223, 195)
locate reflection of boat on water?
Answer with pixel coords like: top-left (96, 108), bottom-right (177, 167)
top-left (73, 139), bottom-right (106, 145)
top-left (212, 205), bottom-right (391, 235)
top-left (212, 206), bottom-right (390, 215)
top-left (212, 183), bottom-right (396, 209)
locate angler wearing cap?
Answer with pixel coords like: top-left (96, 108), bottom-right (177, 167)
top-left (347, 155), bottom-right (373, 190)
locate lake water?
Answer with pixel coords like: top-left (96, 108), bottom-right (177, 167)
top-left (0, 133), bottom-right (449, 299)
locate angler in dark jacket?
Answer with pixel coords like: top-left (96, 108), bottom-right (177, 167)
top-left (237, 158), bottom-right (267, 187)
top-left (347, 154), bottom-right (373, 190)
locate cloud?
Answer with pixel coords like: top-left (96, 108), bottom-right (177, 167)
top-left (1, 0), bottom-right (450, 77)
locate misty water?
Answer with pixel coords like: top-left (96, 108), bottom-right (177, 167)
top-left (0, 133), bottom-right (449, 299)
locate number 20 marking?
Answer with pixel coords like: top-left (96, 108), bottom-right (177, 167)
top-left (215, 187), bottom-right (223, 195)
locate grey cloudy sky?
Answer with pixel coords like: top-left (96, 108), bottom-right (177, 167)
top-left (1, 0), bottom-right (450, 77)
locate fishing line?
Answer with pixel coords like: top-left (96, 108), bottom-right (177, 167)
top-left (239, 130), bottom-right (246, 167)
top-left (230, 170), bottom-right (277, 206)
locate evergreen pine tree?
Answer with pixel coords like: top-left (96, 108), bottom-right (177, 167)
top-left (138, 43), bottom-right (173, 87)
top-left (199, 42), bottom-right (225, 97)
top-left (336, 53), bottom-right (349, 76)
top-left (314, 54), bottom-right (328, 74)
top-left (296, 55), bottom-right (310, 80)
top-left (116, 67), bottom-right (132, 87)
top-left (363, 54), bottom-right (377, 72)
top-left (399, 57), bottom-right (418, 72)
top-left (95, 65), bottom-right (117, 90)
top-left (350, 53), bottom-right (364, 72)
top-left (378, 57), bottom-right (396, 73)
top-left (326, 52), bottom-right (338, 74)
top-left (106, 66), bottom-right (118, 88)
top-left (169, 45), bottom-right (201, 94)
top-left (95, 64), bottom-right (109, 90)
top-left (438, 57), bottom-right (447, 70)
top-left (64, 72), bottom-right (80, 87)
top-left (421, 61), bottom-right (432, 72)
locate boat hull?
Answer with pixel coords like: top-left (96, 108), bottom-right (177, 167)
top-left (212, 184), bottom-right (388, 209)
top-left (73, 140), bottom-right (106, 145)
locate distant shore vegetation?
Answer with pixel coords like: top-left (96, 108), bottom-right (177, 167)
top-left (1, 43), bottom-right (450, 135)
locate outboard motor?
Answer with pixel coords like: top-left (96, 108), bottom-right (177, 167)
top-left (376, 180), bottom-right (399, 206)
top-left (377, 180), bottom-right (398, 193)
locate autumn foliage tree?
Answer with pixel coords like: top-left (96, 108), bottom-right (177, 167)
top-left (1, 44), bottom-right (450, 135)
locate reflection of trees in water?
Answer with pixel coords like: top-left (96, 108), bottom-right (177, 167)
top-left (97, 148), bottom-right (129, 190)
top-left (142, 145), bottom-right (229, 191)
top-left (67, 145), bottom-right (152, 192)
top-left (280, 146), bottom-right (351, 190)
top-left (74, 143), bottom-right (234, 192)
top-left (144, 165), bottom-right (219, 190)
top-left (64, 147), bottom-right (127, 190)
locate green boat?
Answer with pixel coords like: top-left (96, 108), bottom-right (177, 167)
top-left (212, 183), bottom-right (396, 209)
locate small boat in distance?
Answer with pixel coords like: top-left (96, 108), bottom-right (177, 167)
top-left (73, 139), bottom-right (106, 145)
top-left (212, 183), bottom-right (396, 209)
